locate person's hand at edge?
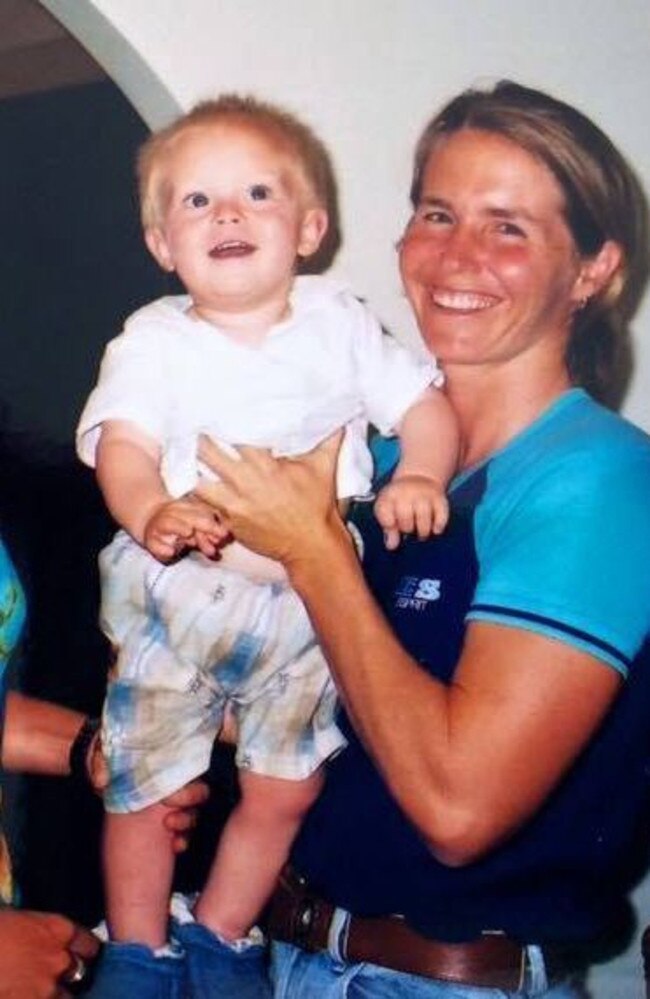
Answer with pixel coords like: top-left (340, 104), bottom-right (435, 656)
top-left (0, 909), bottom-right (99, 999)
top-left (86, 728), bottom-right (208, 854)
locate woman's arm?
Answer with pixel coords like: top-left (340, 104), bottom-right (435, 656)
top-left (196, 436), bottom-right (621, 864)
top-left (293, 562), bottom-right (620, 864)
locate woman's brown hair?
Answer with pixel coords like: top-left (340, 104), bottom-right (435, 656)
top-left (410, 81), bottom-right (649, 406)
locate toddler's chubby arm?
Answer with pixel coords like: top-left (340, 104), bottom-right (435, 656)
top-left (374, 387), bottom-right (459, 550)
top-left (96, 420), bottom-right (225, 562)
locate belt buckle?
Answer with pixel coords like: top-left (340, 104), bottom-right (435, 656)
top-left (517, 945), bottom-right (527, 991)
top-left (294, 899), bottom-right (317, 952)
top-left (482, 930), bottom-right (527, 991)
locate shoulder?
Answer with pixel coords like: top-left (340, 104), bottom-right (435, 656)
top-left (288, 277), bottom-right (389, 363)
top-left (292, 274), bottom-right (354, 305)
top-left (291, 275), bottom-right (376, 323)
top-left (480, 391), bottom-right (650, 548)
top-left (122, 295), bottom-right (193, 337)
top-left (546, 395), bottom-right (650, 511)
top-left (103, 295), bottom-right (194, 363)
top-left (470, 392), bottom-right (650, 673)
top-left (491, 390), bottom-right (650, 505)
top-left (548, 391), bottom-right (649, 460)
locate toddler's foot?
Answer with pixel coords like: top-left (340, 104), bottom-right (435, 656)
top-left (171, 892), bottom-right (271, 998)
top-left (85, 939), bottom-right (185, 999)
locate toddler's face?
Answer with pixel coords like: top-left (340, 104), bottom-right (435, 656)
top-left (145, 123), bottom-right (326, 322)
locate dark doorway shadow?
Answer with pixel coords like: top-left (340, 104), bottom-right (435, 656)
top-left (0, 78), bottom-right (180, 924)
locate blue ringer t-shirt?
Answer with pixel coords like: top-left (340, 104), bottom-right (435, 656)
top-left (292, 389), bottom-right (650, 944)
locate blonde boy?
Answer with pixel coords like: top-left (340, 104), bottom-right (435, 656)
top-left (77, 95), bottom-right (458, 995)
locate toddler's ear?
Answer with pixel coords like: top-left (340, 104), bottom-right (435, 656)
top-left (297, 208), bottom-right (329, 259)
top-left (144, 226), bottom-right (175, 272)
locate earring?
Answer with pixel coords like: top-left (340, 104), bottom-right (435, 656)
top-left (578, 296), bottom-right (590, 311)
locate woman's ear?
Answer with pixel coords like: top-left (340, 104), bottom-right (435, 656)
top-left (572, 240), bottom-right (623, 305)
top-left (144, 226), bottom-right (175, 273)
top-left (297, 208), bottom-right (329, 259)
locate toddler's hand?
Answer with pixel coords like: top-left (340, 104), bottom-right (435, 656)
top-left (143, 496), bottom-right (226, 562)
top-left (374, 473), bottom-right (449, 550)
top-left (193, 523), bottom-right (232, 559)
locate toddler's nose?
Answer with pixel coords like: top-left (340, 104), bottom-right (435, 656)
top-left (214, 199), bottom-right (241, 224)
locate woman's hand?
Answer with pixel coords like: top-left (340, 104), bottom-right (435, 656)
top-left (195, 432), bottom-right (343, 567)
top-left (0, 909), bottom-right (99, 998)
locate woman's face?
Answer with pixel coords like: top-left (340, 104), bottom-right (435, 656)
top-left (399, 128), bottom-right (591, 370)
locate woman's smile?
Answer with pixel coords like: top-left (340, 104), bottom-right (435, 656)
top-left (399, 128), bottom-right (588, 368)
top-left (427, 287), bottom-right (501, 313)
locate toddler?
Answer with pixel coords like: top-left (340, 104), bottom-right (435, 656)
top-left (77, 95), bottom-right (458, 996)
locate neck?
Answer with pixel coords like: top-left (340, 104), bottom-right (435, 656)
top-left (190, 294), bottom-right (291, 346)
top-left (446, 358), bottom-right (572, 471)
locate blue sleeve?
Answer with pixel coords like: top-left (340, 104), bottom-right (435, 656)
top-left (468, 448), bottom-right (650, 677)
top-left (0, 542), bottom-right (26, 732)
top-left (370, 433), bottom-right (401, 485)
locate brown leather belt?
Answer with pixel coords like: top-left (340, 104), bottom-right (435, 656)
top-left (267, 868), bottom-right (541, 991)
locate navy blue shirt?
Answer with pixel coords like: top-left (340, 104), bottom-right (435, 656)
top-left (293, 391), bottom-right (650, 944)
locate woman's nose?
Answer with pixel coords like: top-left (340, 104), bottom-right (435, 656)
top-left (442, 225), bottom-right (481, 269)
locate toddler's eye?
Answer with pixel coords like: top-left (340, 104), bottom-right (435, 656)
top-left (248, 184), bottom-right (272, 202)
top-left (184, 192), bottom-right (209, 209)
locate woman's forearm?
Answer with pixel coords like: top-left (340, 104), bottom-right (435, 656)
top-left (1, 692), bottom-right (85, 776)
top-left (287, 522), bottom-right (457, 844)
top-left (193, 437), bottom-right (620, 862)
top-left (287, 521), bottom-right (620, 864)
top-left (193, 435), bottom-right (462, 847)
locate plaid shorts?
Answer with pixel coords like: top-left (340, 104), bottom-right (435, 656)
top-left (99, 532), bottom-right (345, 812)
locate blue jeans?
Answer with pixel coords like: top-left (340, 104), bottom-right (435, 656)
top-left (85, 942), bottom-right (186, 999)
top-left (174, 920), bottom-right (272, 998)
top-left (86, 929), bottom-right (272, 999)
top-left (270, 942), bottom-right (586, 998)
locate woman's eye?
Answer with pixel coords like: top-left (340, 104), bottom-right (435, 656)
top-left (418, 208), bottom-right (452, 225)
top-left (496, 221), bottom-right (526, 238)
top-left (184, 192), bottom-right (209, 209)
top-left (248, 184), bottom-right (272, 202)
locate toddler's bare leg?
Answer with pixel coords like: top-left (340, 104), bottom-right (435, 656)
top-left (194, 769), bottom-right (323, 940)
top-left (103, 803), bottom-right (176, 947)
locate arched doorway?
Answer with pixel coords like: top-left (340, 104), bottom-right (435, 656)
top-left (39, 0), bottom-right (180, 127)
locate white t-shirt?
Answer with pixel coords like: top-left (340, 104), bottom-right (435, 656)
top-left (77, 276), bottom-right (441, 498)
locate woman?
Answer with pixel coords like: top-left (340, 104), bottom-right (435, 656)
top-left (197, 81), bottom-right (650, 997)
top-left (0, 537), bottom-right (206, 997)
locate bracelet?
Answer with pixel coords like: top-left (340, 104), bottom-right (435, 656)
top-left (69, 717), bottom-right (100, 785)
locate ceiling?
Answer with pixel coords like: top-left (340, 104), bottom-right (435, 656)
top-left (0, 0), bottom-right (106, 101)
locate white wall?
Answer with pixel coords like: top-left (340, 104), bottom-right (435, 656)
top-left (45, 0), bottom-right (650, 431)
top-left (39, 2), bottom-right (650, 994)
